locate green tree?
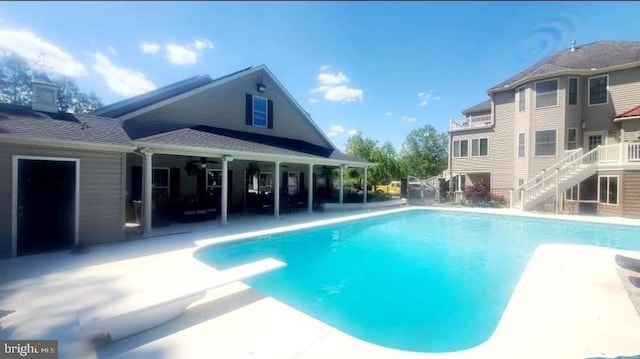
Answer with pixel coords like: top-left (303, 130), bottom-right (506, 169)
top-left (345, 132), bottom-right (404, 186)
top-left (55, 76), bottom-right (103, 114)
top-left (0, 52), bottom-right (32, 106)
top-left (0, 52), bottom-right (103, 114)
top-left (400, 124), bottom-right (448, 178)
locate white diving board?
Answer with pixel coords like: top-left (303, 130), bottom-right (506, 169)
top-left (78, 257), bottom-right (286, 342)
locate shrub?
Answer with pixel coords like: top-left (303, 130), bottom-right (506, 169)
top-left (463, 183), bottom-right (508, 208)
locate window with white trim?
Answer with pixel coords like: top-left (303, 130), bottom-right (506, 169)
top-left (517, 86), bottom-right (526, 112)
top-left (152, 168), bottom-right (170, 199)
top-left (535, 130), bottom-right (556, 156)
top-left (535, 79), bottom-right (558, 108)
top-left (518, 133), bottom-right (525, 157)
top-left (453, 139), bottom-right (468, 158)
top-left (471, 138), bottom-right (488, 157)
top-left (567, 128), bottom-right (578, 150)
top-left (568, 77), bottom-right (578, 105)
top-left (598, 175), bottom-right (618, 205)
top-left (252, 96), bottom-right (268, 127)
top-left (589, 75), bottom-right (608, 105)
top-left (565, 184), bottom-right (579, 201)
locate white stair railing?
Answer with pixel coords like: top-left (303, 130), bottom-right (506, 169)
top-left (513, 148), bottom-right (583, 207)
top-left (522, 146), bottom-right (601, 211)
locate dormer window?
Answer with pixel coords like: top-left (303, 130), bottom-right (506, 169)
top-left (246, 94), bottom-right (273, 129)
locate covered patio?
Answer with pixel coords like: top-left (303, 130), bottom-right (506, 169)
top-left (127, 126), bottom-right (372, 236)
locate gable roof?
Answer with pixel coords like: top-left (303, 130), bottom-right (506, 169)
top-left (135, 125), bottom-right (371, 166)
top-left (462, 99), bottom-right (492, 116)
top-left (489, 41), bottom-right (640, 93)
top-left (93, 64), bottom-right (338, 151)
top-left (614, 104), bottom-right (640, 121)
top-left (0, 104), bottom-right (134, 151)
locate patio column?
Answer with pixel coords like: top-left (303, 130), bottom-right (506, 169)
top-left (363, 167), bottom-right (368, 204)
top-left (141, 148), bottom-right (153, 235)
top-left (339, 165), bottom-right (345, 204)
top-left (308, 163), bottom-right (314, 213)
top-left (274, 161), bottom-right (280, 217)
top-left (221, 155), bottom-right (233, 225)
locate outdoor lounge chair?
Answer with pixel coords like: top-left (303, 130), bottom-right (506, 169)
top-left (615, 254), bottom-right (640, 273)
top-left (630, 276), bottom-right (640, 289)
top-left (78, 258), bottom-right (286, 343)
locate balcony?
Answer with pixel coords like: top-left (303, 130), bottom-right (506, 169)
top-left (598, 142), bottom-right (640, 164)
top-left (449, 114), bottom-right (492, 131)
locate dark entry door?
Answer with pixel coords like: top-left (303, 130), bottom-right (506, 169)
top-left (17, 159), bottom-right (76, 256)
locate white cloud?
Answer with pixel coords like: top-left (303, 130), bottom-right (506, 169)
top-left (327, 124), bottom-right (345, 137)
top-left (308, 98), bottom-right (319, 103)
top-left (385, 112), bottom-right (394, 117)
top-left (192, 38), bottom-right (213, 51)
top-left (92, 53), bottom-right (156, 97)
top-left (310, 66), bottom-right (364, 104)
top-left (140, 42), bottom-right (160, 54)
top-left (318, 72), bottom-right (348, 86)
top-left (0, 29), bottom-right (87, 76)
top-left (347, 129), bottom-right (358, 136)
top-left (418, 90), bottom-right (441, 107)
top-left (165, 44), bottom-right (198, 65)
top-left (107, 45), bottom-right (117, 56)
top-left (323, 86), bottom-right (363, 103)
top-left (402, 115), bottom-right (417, 123)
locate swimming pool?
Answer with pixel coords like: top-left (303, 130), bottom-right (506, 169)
top-left (195, 209), bottom-right (640, 352)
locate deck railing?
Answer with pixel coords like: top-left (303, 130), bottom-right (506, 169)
top-left (449, 114), bottom-right (492, 131)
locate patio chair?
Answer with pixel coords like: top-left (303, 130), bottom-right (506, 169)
top-left (615, 254), bottom-right (640, 273)
top-left (78, 258), bottom-right (286, 343)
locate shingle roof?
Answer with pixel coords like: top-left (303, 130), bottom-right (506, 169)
top-left (489, 41), bottom-right (640, 92)
top-left (0, 104), bottom-right (134, 148)
top-left (462, 99), bottom-right (491, 116)
top-left (92, 66), bottom-right (254, 118)
top-left (614, 104), bottom-right (640, 120)
top-left (136, 125), bottom-right (370, 164)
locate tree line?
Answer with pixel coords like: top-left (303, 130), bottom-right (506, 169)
top-left (345, 124), bottom-right (448, 185)
top-left (0, 52), bottom-right (102, 114)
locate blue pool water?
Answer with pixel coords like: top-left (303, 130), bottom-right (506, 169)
top-left (195, 210), bottom-right (640, 352)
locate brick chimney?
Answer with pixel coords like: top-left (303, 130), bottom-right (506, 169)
top-left (31, 78), bottom-right (58, 113)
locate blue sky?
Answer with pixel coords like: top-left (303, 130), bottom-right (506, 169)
top-left (1, 1), bottom-right (639, 151)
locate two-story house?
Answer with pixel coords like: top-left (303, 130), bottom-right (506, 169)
top-left (449, 41), bottom-right (640, 218)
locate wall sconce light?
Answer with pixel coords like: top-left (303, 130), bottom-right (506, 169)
top-left (257, 83), bottom-right (266, 93)
top-left (581, 122), bottom-right (586, 129)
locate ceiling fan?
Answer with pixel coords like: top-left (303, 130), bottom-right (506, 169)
top-left (184, 157), bottom-right (220, 175)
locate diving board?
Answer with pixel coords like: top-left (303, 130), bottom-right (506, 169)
top-left (78, 257), bottom-right (286, 342)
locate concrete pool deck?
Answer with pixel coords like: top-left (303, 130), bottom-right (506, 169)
top-left (1, 206), bottom-right (639, 358)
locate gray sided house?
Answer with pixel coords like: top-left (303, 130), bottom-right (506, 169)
top-left (449, 40), bottom-right (640, 218)
top-left (94, 64), bottom-right (370, 236)
top-left (0, 80), bottom-right (135, 259)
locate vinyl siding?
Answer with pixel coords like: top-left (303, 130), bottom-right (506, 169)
top-left (596, 170), bottom-right (622, 217)
top-left (0, 144), bottom-right (126, 258)
top-left (514, 84), bottom-right (531, 187)
top-left (623, 171), bottom-right (640, 218)
top-left (451, 91), bottom-right (514, 189)
top-left (582, 67), bottom-right (640, 132)
top-left (123, 68), bottom-right (333, 148)
top-left (622, 119), bottom-right (640, 141)
top-left (528, 76), bottom-right (566, 178)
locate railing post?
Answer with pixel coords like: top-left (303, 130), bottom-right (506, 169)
top-left (555, 168), bottom-right (560, 214)
top-left (509, 189), bottom-right (514, 208)
top-left (520, 188), bottom-right (524, 209)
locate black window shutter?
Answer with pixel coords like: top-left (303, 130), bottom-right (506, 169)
top-left (170, 168), bottom-right (181, 197)
top-left (246, 94), bottom-right (253, 126)
top-left (299, 172), bottom-right (305, 197)
top-left (268, 99), bottom-right (274, 129)
top-left (282, 171), bottom-right (288, 195)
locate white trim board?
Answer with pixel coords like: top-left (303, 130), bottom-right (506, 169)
top-left (12, 156), bottom-right (80, 257)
